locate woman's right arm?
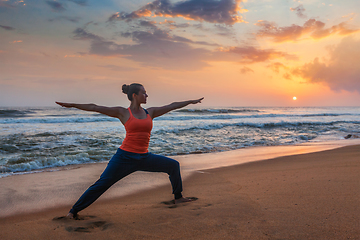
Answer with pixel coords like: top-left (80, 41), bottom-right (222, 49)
top-left (55, 102), bottom-right (126, 119)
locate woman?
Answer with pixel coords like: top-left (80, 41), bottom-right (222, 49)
top-left (56, 83), bottom-right (203, 219)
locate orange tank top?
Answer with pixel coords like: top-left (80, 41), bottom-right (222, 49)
top-left (120, 108), bottom-right (153, 154)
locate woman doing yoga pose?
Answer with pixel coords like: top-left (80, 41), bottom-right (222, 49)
top-left (56, 83), bottom-right (203, 218)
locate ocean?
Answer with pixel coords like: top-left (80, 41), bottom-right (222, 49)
top-left (1, 106), bottom-right (360, 178)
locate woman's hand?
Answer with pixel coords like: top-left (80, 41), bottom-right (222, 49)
top-left (55, 102), bottom-right (126, 121)
top-left (55, 102), bottom-right (74, 108)
top-left (148, 97), bottom-right (204, 119)
top-left (190, 97), bottom-right (204, 104)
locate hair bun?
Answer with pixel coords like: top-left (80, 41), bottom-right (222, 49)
top-left (122, 84), bottom-right (130, 94)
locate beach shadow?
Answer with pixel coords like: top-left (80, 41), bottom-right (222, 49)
top-left (52, 215), bottom-right (111, 233)
top-left (65, 221), bottom-right (110, 233)
top-left (53, 215), bottom-right (96, 221)
top-left (161, 197), bottom-right (198, 208)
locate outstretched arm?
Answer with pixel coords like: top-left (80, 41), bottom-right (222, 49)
top-left (55, 102), bottom-right (126, 119)
top-left (147, 97), bottom-right (204, 119)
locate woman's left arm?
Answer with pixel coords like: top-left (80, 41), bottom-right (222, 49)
top-left (147, 97), bottom-right (204, 119)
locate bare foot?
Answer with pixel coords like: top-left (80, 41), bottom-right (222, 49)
top-left (174, 197), bottom-right (195, 204)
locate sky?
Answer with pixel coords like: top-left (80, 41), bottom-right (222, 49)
top-left (1, 0), bottom-right (360, 107)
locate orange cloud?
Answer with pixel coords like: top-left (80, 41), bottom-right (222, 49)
top-left (283, 73), bottom-right (292, 80)
top-left (290, 37), bottom-right (360, 92)
top-left (240, 66), bottom-right (254, 74)
top-left (159, 20), bottom-right (175, 24)
top-left (255, 19), bottom-right (359, 43)
top-left (267, 62), bottom-right (288, 73)
top-left (0, 0), bottom-right (26, 8)
top-left (219, 46), bottom-right (297, 63)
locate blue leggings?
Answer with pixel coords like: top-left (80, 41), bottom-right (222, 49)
top-left (70, 148), bottom-right (183, 215)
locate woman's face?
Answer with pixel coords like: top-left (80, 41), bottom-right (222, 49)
top-left (134, 86), bottom-right (148, 104)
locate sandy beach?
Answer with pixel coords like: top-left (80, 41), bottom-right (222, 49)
top-left (1, 142), bottom-right (360, 239)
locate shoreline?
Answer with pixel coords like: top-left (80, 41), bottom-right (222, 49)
top-left (0, 142), bottom-right (359, 239)
top-left (3, 138), bottom-right (360, 179)
top-left (1, 138), bottom-right (360, 218)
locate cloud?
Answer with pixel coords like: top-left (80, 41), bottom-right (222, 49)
top-left (240, 66), bottom-right (254, 74)
top-left (217, 46), bottom-right (297, 63)
top-left (0, 0), bottom-right (24, 8)
top-left (68, 0), bottom-right (88, 6)
top-left (73, 27), bottom-right (103, 41)
top-left (98, 65), bottom-right (138, 72)
top-left (267, 62), bottom-right (288, 73)
top-left (255, 19), bottom-right (359, 43)
top-left (214, 24), bottom-right (234, 37)
top-left (139, 20), bottom-right (158, 28)
top-left (46, 1), bottom-right (66, 12)
top-left (46, 0), bottom-right (87, 12)
top-left (0, 24), bottom-right (15, 30)
top-left (72, 27), bottom-right (295, 70)
top-left (73, 27), bottom-right (212, 70)
top-left (120, 28), bottom-right (219, 47)
top-left (108, 0), bottom-right (245, 25)
top-left (283, 73), bottom-right (292, 80)
top-left (291, 37), bottom-right (360, 92)
top-left (159, 19), bottom-right (191, 29)
top-left (190, 23), bottom-right (235, 39)
top-left (48, 16), bottom-right (81, 23)
top-left (290, 5), bottom-right (306, 18)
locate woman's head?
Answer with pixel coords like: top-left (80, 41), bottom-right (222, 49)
top-left (122, 83), bottom-right (147, 102)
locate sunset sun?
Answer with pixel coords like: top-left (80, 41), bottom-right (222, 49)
top-left (293, 96), bottom-right (297, 101)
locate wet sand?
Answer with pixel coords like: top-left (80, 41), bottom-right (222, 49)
top-left (1, 142), bottom-right (360, 239)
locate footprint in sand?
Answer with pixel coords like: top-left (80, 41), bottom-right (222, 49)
top-left (191, 203), bottom-right (212, 211)
top-left (52, 215), bottom-right (111, 233)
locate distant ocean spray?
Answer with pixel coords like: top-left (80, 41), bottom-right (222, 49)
top-left (1, 106), bottom-right (360, 177)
